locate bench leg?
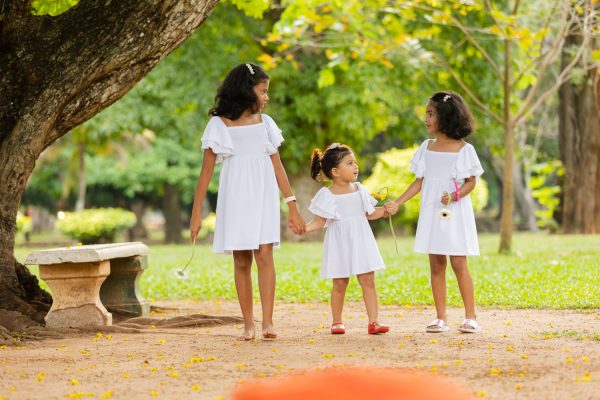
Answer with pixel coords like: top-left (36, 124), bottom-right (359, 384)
top-left (39, 261), bottom-right (112, 328)
top-left (100, 255), bottom-right (150, 317)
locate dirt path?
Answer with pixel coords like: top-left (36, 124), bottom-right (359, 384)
top-left (1, 301), bottom-right (598, 399)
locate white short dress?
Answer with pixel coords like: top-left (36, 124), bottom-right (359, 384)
top-left (410, 139), bottom-right (484, 256)
top-left (309, 182), bottom-right (385, 279)
top-left (201, 114), bottom-right (283, 254)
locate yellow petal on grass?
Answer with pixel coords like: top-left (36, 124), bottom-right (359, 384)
top-left (168, 372), bottom-right (179, 378)
top-left (504, 320), bottom-right (512, 325)
top-left (489, 368), bottom-right (502, 375)
top-left (475, 391), bottom-right (488, 397)
top-left (515, 384), bottom-right (522, 390)
top-left (430, 339), bottom-right (438, 344)
top-left (566, 357), bottom-right (574, 363)
top-left (122, 373), bottom-right (130, 379)
top-left (236, 363), bottom-right (246, 370)
top-left (454, 359), bottom-right (463, 366)
top-left (70, 379), bottom-right (80, 386)
top-left (582, 356), bottom-right (590, 362)
top-left (191, 385), bottom-right (202, 391)
top-left (100, 391), bottom-right (113, 398)
top-left (308, 339), bottom-right (316, 344)
top-left (150, 391), bottom-right (159, 397)
top-left (520, 354), bottom-right (528, 359)
top-left (157, 339), bottom-right (166, 345)
top-left (322, 353), bottom-right (335, 359)
top-left (506, 346), bottom-right (514, 351)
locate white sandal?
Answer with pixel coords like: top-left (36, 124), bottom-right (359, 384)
top-left (458, 318), bottom-right (481, 333)
top-left (426, 319), bottom-right (449, 333)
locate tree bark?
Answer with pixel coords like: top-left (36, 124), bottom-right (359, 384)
top-left (0, 0), bottom-right (218, 323)
top-left (558, 14), bottom-right (600, 234)
top-left (499, 36), bottom-right (515, 253)
top-left (128, 198), bottom-right (149, 241)
top-left (163, 183), bottom-right (183, 244)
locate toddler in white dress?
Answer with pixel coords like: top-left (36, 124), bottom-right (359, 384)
top-left (386, 91), bottom-right (484, 334)
top-left (305, 143), bottom-right (392, 335)
top-left (189, 63), bottom-right (305, 341)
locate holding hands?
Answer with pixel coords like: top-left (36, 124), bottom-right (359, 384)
top-left (384, 201), bottom-right (399, 216)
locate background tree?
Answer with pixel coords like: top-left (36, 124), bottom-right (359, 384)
top-left (265, 0), bottom-right (598, 252)
top-left (0, 0), bottom-right (219, 324)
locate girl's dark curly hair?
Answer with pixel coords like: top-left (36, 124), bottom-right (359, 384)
top-left (209, 63), bottom-right (269, 120)
top-left (310, 144), bottom-right (353, 182)
top-left (429, 91), bottom-right (475, 139)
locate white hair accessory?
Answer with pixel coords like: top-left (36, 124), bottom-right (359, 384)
top-left (245, 63), bottom-right (255, 75)
top-left (443, 94), bottom-right (452, 102)
top-left (329, 143), bottom-right (340, 149)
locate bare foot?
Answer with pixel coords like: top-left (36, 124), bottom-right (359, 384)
top-left (262, 324), bottom-right (277, 339)
top-left (237, 325), bottom-right (255, 341)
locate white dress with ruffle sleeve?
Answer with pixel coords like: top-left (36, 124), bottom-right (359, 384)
top-left (308, 182), bottom-right (385, 279)
top-left (201, 114), bottom-right (284, 254)
top-left (410, 139), bottom-right (484, 256)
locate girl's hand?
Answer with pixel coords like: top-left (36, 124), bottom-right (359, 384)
top-left (190, 214), bottom-right (202, 241)
top-left (384, 201), bottom-right (399, 215)
top-left (288, 207), bottom-right (306, 235)
top-left (441, 192), bottom-right (456, 205)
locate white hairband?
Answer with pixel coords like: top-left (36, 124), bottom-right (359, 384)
top-left (328, 143), bottom-right (340, 149)
top-left (245, 63), bottom-right (255, 75)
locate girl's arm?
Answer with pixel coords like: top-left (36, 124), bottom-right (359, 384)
top-left (190, 149), bottom-right (217, 241)
top-left (270, 153), bottom-right (306, 235)
top-left (441, 176), bottom-right (476, 204)
top-left (305, 216), bottom-right (327, 233)
top-left (389, 178), bottom-right (423, 214)
top-left (367, 207), bottom-right (388, 220)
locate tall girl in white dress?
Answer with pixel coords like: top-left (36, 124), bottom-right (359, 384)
top-left (305, 144), bottom-right (392, 335)
top-left (190, 63), bottom-right (305, 341)
top-left (386, 91), bottom-right (484, 334)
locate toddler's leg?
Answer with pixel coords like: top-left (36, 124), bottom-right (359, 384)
top-left (449, 256), bottom-right (476, 320)
top-left (356, 272), bottom-right (379, 324)
top-left (429, 254), bottom-right (448, 321)
top-left (253, 244), bottom-right (277, 338)
top-left (233, 250), bottom-right (255, 340)
top-left (331, 278), bottom-right (349, 323)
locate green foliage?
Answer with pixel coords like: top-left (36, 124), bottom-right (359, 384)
top-left (363, 146), bottom-right (489, 229)
top-left (16, 212), bottom-right (32, 234)
top-left (56, 208), bottom-right (136, 244)
top-left (197, 212), bottom-right (216, 240)
top-left (529, 160), bottom-right (564, 231)
top-left (227, 0), bottom-right (270, 18)
top-left (30, 0), bottom-right (79, 16)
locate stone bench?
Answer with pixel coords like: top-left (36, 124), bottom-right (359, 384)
top-left (25, 242), bottom-right (150, 328)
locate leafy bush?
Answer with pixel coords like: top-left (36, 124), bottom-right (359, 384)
top-left (529, 160), bottom-right (563, 231)
top-left (56, 208), bottom-right (136, 244)
top-left (16, 212), bottom-right (32, 234)
top-left (198, 212), bottom-right (217, 240)
top-left (363, 146), bottom-right (489, 230)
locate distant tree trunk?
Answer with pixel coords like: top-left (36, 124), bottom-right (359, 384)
top-left (513, 158), bottom-right (538, 231)
top-left (558, 18), bottom-right (600, 233)
top-left (75, 141), bottom-right (86, 212)
top-left (499, 37), bottom-right (515, 253)
top-left (162, 183), bottom-right (183, 244)
top-left (0, 0), bottom-right (218, 324)
top-left (128, 198), bottom-right (148, 241)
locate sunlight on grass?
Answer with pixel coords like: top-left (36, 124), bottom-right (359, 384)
top-left (14, 232), bottom-right (600, 308)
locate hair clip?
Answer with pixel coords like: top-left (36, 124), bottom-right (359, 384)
top-left (328, 143), bottom-right (340, 150)
top-left (245, 63), bottom-right (255, 75)
top-left (443, 94), bottom-right (452, 102)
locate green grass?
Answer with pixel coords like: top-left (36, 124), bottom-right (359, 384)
top-left (14, 232), bottom-right (600, 309)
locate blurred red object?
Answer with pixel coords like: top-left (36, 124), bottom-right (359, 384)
top-left (233, 366), bottom-right (475, 400)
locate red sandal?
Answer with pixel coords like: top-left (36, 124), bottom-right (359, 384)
top-left (368, 321), bottom-right (389, 335)
top-left (331, 322), bottom-right (346, 335)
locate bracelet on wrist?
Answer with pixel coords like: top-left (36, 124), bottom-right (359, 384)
top-left (284, 195), bottom-right (296, 203)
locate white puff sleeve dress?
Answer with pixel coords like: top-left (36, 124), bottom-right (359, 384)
top-left (201, 114), bottom-right (284, 255)
top-left (410, 139), bottom-right (484, 256)
top-left (308, 182), bottom-right (385, 279)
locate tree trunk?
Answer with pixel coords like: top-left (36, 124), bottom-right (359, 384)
top-left (558, 27), bottom-right (600, 233)
top-left (499, 37), bottom-right (514, 253)
top-left (75, 141), bottom-right (86, 211)
top-left (163, 183), bottom-right (183, 244)
top-left (513, 158), bottom-right (538, 231)
top-left (0, 0), bottom-right (218, 323)
top-left (128, 198), bottom-right (148, 241)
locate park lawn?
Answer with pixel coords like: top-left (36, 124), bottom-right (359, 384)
top-left (14, 232), bottom-right (600, 309)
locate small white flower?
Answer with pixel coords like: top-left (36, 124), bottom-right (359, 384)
top-left (443, 94), bottom-right (452, 102)
top-left (245, 63), bottom-right (255, 75)
top-left (439, 208), bottom-right (452, 220)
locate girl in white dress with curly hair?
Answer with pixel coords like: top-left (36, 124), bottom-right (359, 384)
top-left (386, 91), bottom-right (484, 334)
top-left (305, 144), bottom-right (392, 335)
top-left (189, 63), bottom-right (305, 341)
